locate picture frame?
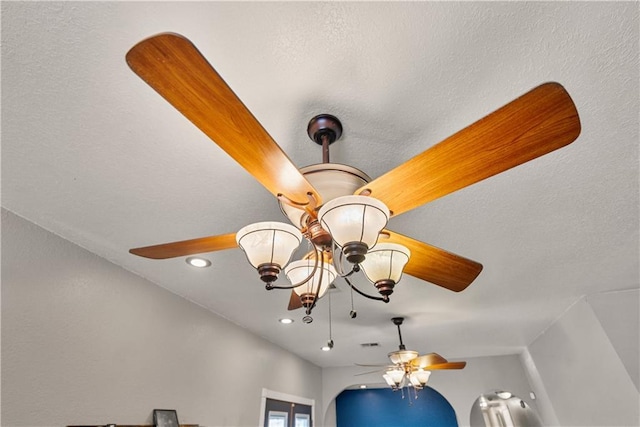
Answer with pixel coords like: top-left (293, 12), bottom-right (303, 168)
top-left (153, 409), bottom-right (180, 427)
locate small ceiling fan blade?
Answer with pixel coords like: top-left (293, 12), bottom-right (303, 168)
top-left (355, 368), bottom-right (390, 376)
top-left (287, 291), bottom-right (303, 311)
top-left (411, 353), bottom-right (448, 369)
top-left (426, 361), bottom-right (467, 370)
top-left (358, 82), bottom-right (581, 216)
top-left (130, 233), bottom-right (237, 259)
top-left (355, 363), bottom-right (392, 368)
top-left (381, 230), bottom-right (482, 292)
top-left (126, 33), bottom-right (321, 207)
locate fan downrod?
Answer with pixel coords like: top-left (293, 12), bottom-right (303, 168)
top-left (392, 317), bottom-right (406, 350)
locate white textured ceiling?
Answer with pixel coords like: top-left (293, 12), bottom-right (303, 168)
top-left (2, 2), bottom-right (638, 369)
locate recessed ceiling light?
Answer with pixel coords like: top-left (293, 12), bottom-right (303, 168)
top-left (360, 385), bottom-right (367, 389)
top-left (496, 391), bottom-right (512, 399)
top-left (279, 318), bottom-right (294, 324)
top-left (186, 257), bottom-right (211, 268)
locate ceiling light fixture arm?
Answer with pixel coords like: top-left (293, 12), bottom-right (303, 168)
top-left (331, 243), bottom-right (361, 278)
top-left (265, 247), bottom-right (321, 290)
top-left (343, 277), bottom-right (388, 303)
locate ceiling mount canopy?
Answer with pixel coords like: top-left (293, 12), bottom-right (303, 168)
top-left (307, 113), bottom-right (343, 146)
top-left (126, 32), bottom-right (581, 323)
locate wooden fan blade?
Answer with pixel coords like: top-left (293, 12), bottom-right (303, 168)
top-left (130, 233), bottom-right (237, 259)
top-left (411, 353), bottom-right (449, 369)
top-left (126, 33), bottom-right (321, 207)
top-left (358, 82), bottom-right (581, 216)
top-left (426, 361), bottom-right (467, 370)
top-left (381, 230), bottom-right (482, 292)
top-left (287, 291), bottom-right (303, 311)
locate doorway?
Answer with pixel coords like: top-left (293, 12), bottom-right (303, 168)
top-left (260, 388), bottom-right (315, 427)
top-left (264, 398), bottom-right (312, 427)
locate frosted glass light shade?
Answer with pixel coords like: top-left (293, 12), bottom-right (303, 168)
top-left (409, 370), bottom-right (431, 387)
top-left (388, 349), bottom-right (419, 364)
top-left (360, 243), bottom-right (411, 284)
top-left (317, 195), bottom-right (389, 248)
top-left (383, 374), bottom-right (396, 387)
top-left (386, 369), bottom-right (405, 386)
top-left (236, 222), bottom-right (302, 268)
top-left (286, 259), bottom-right (337, 298)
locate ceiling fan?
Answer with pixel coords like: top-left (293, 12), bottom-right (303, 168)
top-left (126, 32), bottom-right (581, 316)
top-left (356, 317), bottom-right (466, 392)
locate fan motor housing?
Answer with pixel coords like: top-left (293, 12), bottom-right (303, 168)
top-left (278, 163), bottom-right (371, 228)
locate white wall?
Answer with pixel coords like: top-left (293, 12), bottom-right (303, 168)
top-left (321, 354), bottom-right (539, 427)
top-left (587, 289), bottom-right (639, 391)
top-left (1, 210), bottom-right (322, 427)
top-left (525, 296), bottom-right (639, 426)
top-left (520, 348), bottom-right (561, 425)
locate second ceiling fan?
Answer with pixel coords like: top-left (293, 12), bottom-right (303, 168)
top-left (126, 33), bottom-right (581, 315)
top-left (356, 317), bottom-right (466, 392)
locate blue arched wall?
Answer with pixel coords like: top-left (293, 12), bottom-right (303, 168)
top-left (336, 387), bottom-right (458, 427)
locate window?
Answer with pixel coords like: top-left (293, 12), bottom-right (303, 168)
top-left (267, 411), bottom-right (288, 427)
top-left (294, 413), bottom-right (310, 427)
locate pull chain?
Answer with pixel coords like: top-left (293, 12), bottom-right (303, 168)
top-left (323, 289), bottom-right (334, 349)
top-left (349, 281), bottom-right (357, 318)
top-left (328, 289), bottom-right (333, 345)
